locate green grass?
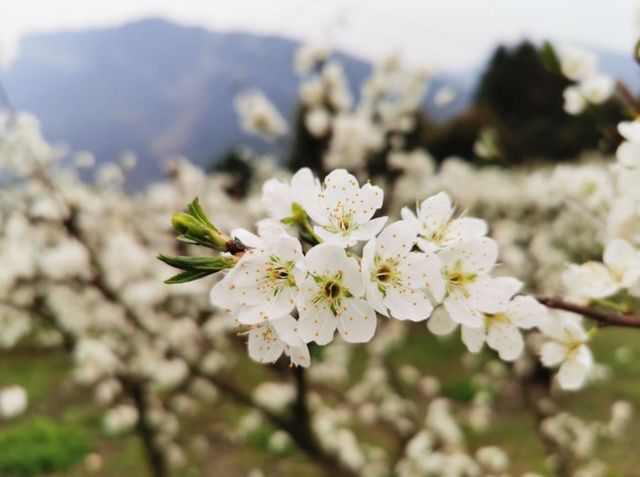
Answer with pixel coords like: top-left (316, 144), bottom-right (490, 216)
top-left (0, 419), bottom-right (91, 477)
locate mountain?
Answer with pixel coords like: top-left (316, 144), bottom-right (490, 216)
top-left (1, 18), bottom-right (636, 185)
top-left (0, 19), bottom-right (480, 185)
top-left (0, 19), bottom-right (369, 184)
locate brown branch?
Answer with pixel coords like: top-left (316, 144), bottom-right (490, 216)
top-left (536, 296), bottom-right (640, 329)
top-left (121, 377), bottom-right (169, 477)
top-left (616, 81), bottom-right (640, 116)
top-left (519, 362), bottom-right (572, 476)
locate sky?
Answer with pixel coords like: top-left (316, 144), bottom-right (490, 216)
top-left (1, 0), bottom-right (639, 71)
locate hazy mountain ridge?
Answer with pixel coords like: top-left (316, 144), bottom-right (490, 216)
top-left (1, 18), bottom-right (636, 184)
top-left (1, 19), bottom-right (372, 183)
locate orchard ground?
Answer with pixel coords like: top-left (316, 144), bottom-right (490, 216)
top-left (1, 322), bottom-right (638, 477)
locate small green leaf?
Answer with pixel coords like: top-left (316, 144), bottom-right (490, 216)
top-left (164, 269), bottom-right (215, 284)
top-left (187, 197), bottom-right (217, 230)
top-left (157, 254), bottom-right (237, 272)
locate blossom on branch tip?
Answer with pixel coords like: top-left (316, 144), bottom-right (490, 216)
top-left (246, 315), bottom-right (310, 367)
top-left (297, 243), bottom-right (376, 344)
top-left (460, 294), bottom-right (546, 361)
top-left (439, 238), bottom-right (516, 327)
top-left (210, 230), bottom-right (304, 325)
top-left (362, 220), bottom-right (444, 321)
top-left (401, 192), bottom-right (487, 253)
top-left (563, 238), bottom-right (640, 300)
top-left (301, 169), bottom-right (387, 247)
top-left (539, 312), bottom-right (594, 390)
top-left (261, 168), bottom-right (320, 222)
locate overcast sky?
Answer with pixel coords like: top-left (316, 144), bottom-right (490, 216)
top-left (1, 0), bottom-right (638, 71)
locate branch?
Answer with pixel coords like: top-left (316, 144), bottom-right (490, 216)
top-left (616, 81), bottom-right (640, 116)
top-left (536, 296), bottom-right (640, 329)
top-left (121, 377), bottom-right (169, 477)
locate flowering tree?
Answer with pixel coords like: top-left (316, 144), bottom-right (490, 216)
top-left (1, 41), bottom-right (639, 477)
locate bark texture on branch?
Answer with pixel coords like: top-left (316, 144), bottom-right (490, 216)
top-left (537, 296), bottom-right (640, 329)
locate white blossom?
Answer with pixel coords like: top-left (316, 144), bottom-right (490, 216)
top-left (261, 167), bottom-right (320, 221)
top-left (297, 243), bottom-right (376, 344)
top-left (558, 46), bottom-right (597, 82)
top-left (235, 89), bottom-right (288, 140)
top-left (439, 238), bottom-right (516, 327)
top-left (362, 220), bottom-right (444, 321)
top-left (0, 386), bottom-right (27, 419)
top-left (563, 86), bottom-right (587, 115)
top-left (579, 74), bottom-right (614, 104)
top-left (301, 169), bottom-right (387, 247)
top-left (401, 192), bottom-right (487, 253)
top-left (103, 404), bottom-right (139, 434)
top-left (246, 315), bottom-right (310, 367)
top-left (211, 232), bottom-right (304, 324)
top-left (563, 238), bottom-right (640, 299)
top-left (540, 312), bottom-right (594, 390)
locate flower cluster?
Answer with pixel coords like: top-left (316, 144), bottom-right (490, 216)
top-left (196, 168), bottom-right (551, 373)
top-left (557, 45), bottom-right (615, 115)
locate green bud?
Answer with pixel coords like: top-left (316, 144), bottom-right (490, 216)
top-left (171, 212), bottom-right (230, 251)
top-left (171, 212), bottom-right (203, 235)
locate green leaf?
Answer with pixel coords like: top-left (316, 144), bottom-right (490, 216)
top-left (187, 197), bottom-right (217, 230)
top-left (539, 41), bottom-right (561, 74)
top-left (164, 269), bottom-right (215, 284)
top-left (157, 254), bottom-right (236, 272)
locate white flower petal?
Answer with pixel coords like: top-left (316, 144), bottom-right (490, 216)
top-left (350, 217), bottom-right (388, 242)
top-left (540, 342), bottom-right (566, 367)
top-left (487, 322), bottom-right (523, 361)
top-left (439, 238), bottom-right (498, 275)
top-left (427, 307), bottom-right (458, 335)
top-left (248, 324), bottom-right (285, 364)
top-left (444, 291), bottom-right (484, 327)
top-left (618, 120), bottom-right (640, 143)
top-left (376, 220), bottom-right (417, 259)
top-left (557, 357), bottom-right (590, 390)
top-left (563, 262), bottom-right (618, 299)
top-left (504, 295), bottom-right (546, 330)
top-left (210, 275), bottom-right (240, 313)
top-left (262, 179), bottom-right (294, 220)
top-left (336, 298), bottom-right (377, 343)
top-left (298, 307), bottom-right (337, 345)
top-left (286, 344), bottom-right (310, 367)
top-left (466, 276), bottom-right (522, 314)
top-left (270, 315), bottom-right (304, 347)
top-left (461, 325), bottom-right (486, 353)
top-left (616, 141), bottom-right (640, 168)
top-left (384, 287), bottom-right (433, 322)
top-left (417, 192), bottom-right (453, 232)
top-left (444, 217), bottom-right (487, 244)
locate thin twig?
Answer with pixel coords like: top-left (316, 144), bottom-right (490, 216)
top-left (536, 296), bottom-right (640, 329)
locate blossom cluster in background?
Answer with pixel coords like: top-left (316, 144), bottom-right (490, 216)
top-left (1, 35), bottom-right (640, 476)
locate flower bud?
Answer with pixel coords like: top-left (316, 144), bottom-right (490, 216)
top-left (171, 212), bottom-right (230, 251)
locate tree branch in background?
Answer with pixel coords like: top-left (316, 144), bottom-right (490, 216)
top-left (537, 296), bottom-right (640, 328)
top-left (616, 81), bottom-right (640, 116)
